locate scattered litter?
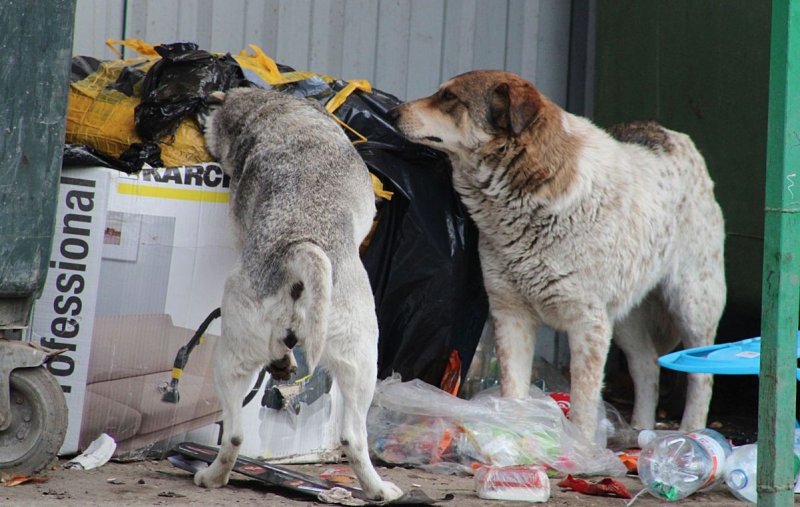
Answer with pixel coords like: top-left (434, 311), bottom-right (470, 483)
top-left (317, 487), bottom-right (367, 506)
top-left (106, 478), bottom-right (124, 485)
top-left (158, 491), bottom-right (186, 498)
top-left (474, 465), bottom-right (550, 502)
top-left (2, 474), bottom-right (49, 487)
top-left (368, 376), bottom-right (626, 477)
top-left (64, 433), bottom-right (117, 470)
top-left (557, 474), bottom-right (632, 499)
top-left (168, 442), bottom-right (437, 505)
top-left (319, 466), bottom-right (357, 485)
top-left (617, 450), bottom-right (640, 474)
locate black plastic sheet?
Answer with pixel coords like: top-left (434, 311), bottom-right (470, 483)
top-left (326, 84), bottom-right (488, 387)
top-left (135, 42), bottom-right (249, 142)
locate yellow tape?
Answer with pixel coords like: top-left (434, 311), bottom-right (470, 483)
top-left (325, 80), bottom-right (372, 114)
top-left (171, 368), bottom-right (183, 380)
top-left (106, 38), bottom-right (159, 58)
top-left (117, 182), bottom-right (229, 203)
top-left (235, 44), bottom-right (319, 86)
top-left (371, 174), bottom-right (393, 200)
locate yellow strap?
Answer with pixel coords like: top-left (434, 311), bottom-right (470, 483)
top-left (325, 80), bottom-right (373, 114)
top-left (106, 38), bottom-right (159, 58)
top-left (371, 173), bottom-right (393, 200)
top-left (171, 368), bottom-right (183, 380)
top-left (237, 44), bottom-right (283, 84)
top-left (325, 80), bottom-right (373, 144)
top-left (235, 44), bottom-right (321, 86)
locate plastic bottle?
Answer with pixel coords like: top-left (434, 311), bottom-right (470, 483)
top-left (723, 444), bottom-right (757, 503)
top-left (724, 443), bottom-right (800, 504)
top-left (637, 428), bottom-right (732, 501)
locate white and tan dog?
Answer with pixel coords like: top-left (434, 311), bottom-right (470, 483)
top-left (195, 88), bottom-right (402, 502)
top-left (392, 70), bottom-right (726, 441)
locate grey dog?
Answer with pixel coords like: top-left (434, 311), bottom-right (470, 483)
top-left (194, 87), bottom-right (403, 502)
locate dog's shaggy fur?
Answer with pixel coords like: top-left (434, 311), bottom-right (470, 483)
top-left (392, 70), bottom-right (726, 441)
top-left (194, 88), bottom-right (402, 502)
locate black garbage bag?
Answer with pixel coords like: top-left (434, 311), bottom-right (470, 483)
top-left (135, 42), bottom-right (249, 142)
top-left (326, 83), bottom-right (489, 387)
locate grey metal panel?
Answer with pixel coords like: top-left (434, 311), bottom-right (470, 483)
top-left (405, 0), bottom-right (445, 99)
top-left (309, 0), bottom-right (346, 75)
top-left (72, 0), bottom-right (125, 60)
top-left (535, 0), bottom-right (572, 106)
top-left (441, 0), bottom-right (477, 82)
top-left (73, 0), bottom-right (571, 101)
top-left (341, 0), bottom-right (379, 81)
top-left (276, 0), bottom-right (314, 70)
top-left (472, 0), bottom-right (507, 71)
top-left (375, 0), bottom-right (411, 96)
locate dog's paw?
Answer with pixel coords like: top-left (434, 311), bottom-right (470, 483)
top-left (193, 466), bottom-right (229, 489)
top-left (368, 480), bottom-right (403, 503)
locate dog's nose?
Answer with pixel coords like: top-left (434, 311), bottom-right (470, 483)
top-left (386, 107), bottom-right (401, 124)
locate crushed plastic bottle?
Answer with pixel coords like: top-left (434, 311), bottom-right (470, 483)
top-left (724, 444), bottom-right (757, 503)
top-left (724, 443), bottom-right (800, 504)
top-left (637, 428), bottom-right (732, 501)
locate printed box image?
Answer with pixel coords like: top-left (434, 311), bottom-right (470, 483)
top-left (28, 165), bottom-right (342, 462)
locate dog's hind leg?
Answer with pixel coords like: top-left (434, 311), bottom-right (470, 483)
top-left (194, 337), bottom-right (255, 488)
top-left (194, 356), bottom-right (253, 487)
top-left (323, 275), bottom-right (403, 503)
top-left (194, 308), bottom-right (258, 488)
top-left (328, 353), bottom-right (403, 502)
top-left (613, 294), bottom-right (677, 430)
top-left (672, 282), bottom-right (724, 432)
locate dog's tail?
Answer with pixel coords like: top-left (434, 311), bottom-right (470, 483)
top-left (283, 241), bottom-right (332, 373)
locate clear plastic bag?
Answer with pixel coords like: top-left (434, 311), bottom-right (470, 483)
top-left (368, 376), bottom-right (626, 477)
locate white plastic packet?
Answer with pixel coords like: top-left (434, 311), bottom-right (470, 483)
top-left (64, 433), bottom-right (117, 470)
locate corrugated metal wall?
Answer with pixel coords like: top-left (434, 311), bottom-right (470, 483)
top-left (72, 0), bottom-right (572, 103)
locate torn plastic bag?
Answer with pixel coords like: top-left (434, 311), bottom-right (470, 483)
top-left (367, 376), bottom-right (627, 477)
top-left (324, 83), bottom-right (488, 387)
top-left (135, 42), bottom-right (249, 142)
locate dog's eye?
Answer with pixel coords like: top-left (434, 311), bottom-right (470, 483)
top-left (440, 89), bottom-right (457, 102)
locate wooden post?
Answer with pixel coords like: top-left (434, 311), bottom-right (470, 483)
top-left (758, 1), bottom-right (800, 505)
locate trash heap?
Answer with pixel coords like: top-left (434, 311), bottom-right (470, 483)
top-left (64, 39), bottom-right (488, 393)
top-left (367, 376), bottom-right (627, 478)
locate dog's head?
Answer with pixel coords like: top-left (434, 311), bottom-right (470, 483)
top-left (391, 70), bottom-right (546, 157)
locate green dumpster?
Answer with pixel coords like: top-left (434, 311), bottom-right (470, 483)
top-left (0, 0), bottom-right (77, 329)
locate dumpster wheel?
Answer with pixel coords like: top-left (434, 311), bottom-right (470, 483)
top-left (0, 368), bottom-right (67, 476)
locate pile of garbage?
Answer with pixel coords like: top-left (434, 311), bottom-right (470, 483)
top-left (367, 375), bottom-right (627, 478)
top-left (65, 39), bottom-right (487, 393)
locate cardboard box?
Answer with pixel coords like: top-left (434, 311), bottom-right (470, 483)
top-left (28, 165), bottom-right (342, 462)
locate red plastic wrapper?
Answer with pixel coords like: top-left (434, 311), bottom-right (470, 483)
top-left (557, 474), bottom-right (632, 499)
top-left (549, 392), bottom-right (570, 417)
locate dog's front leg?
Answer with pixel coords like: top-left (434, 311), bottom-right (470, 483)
top-left (493, 305), bottom-right (538, 399)
top-left (480, 246), bottom-right (538, 399)
top-left (564, 309), bottom-right (613, 443)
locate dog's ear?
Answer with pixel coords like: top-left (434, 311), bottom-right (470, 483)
top-left (489, 82), bottom-right (540, 136)
top-left (207, 91), bottom-right (227, 104)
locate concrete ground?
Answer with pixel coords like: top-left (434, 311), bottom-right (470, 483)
top-left (0, 456), bottom-right (768, 506)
